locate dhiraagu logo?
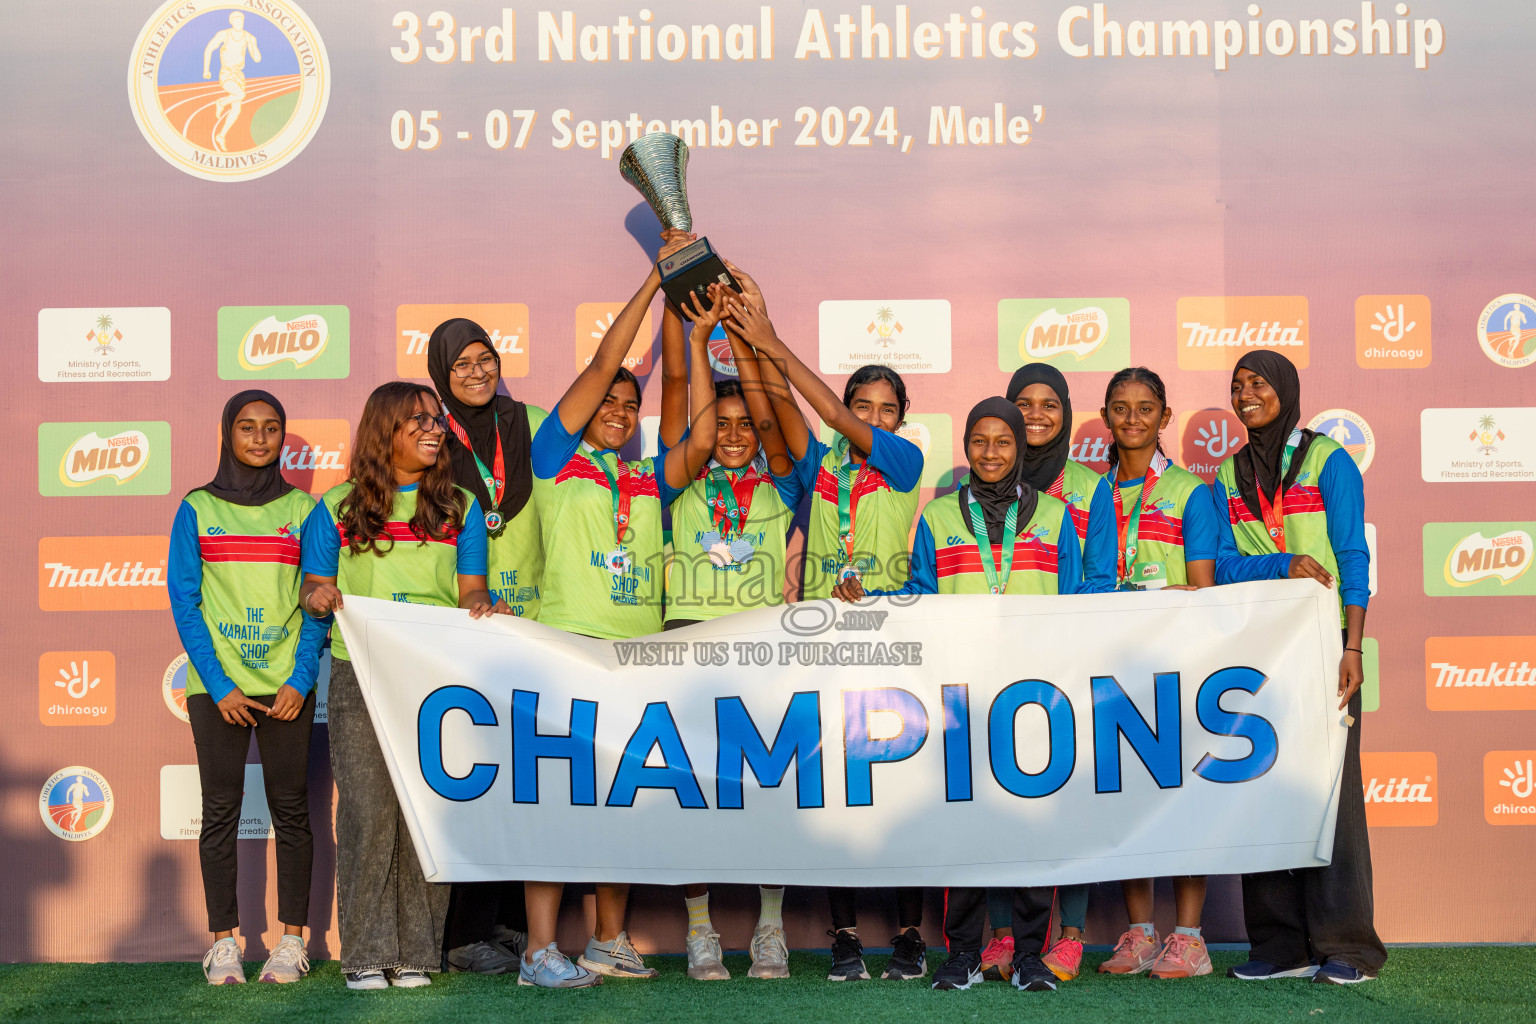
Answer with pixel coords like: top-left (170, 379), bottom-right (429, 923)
top-left (998, 298), bottom-right (1129, 372)
top-left (218, 305), bottom-right (349, 379)
top-left (39, 422), bottom-right (171, 496)
top-left (1424, 523), bottom-right (1536, 596)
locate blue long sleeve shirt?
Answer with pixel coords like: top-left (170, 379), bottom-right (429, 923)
top-left (168, 500), bottom-right (329, 704)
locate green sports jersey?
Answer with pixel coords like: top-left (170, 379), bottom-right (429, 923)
top-left (804, 435), bottom-right (922, 599)
top-left (922, 489), bottom-right (1071, 595)
top-left (183, 488), bottom-right (314, 698)
top-left (1216, 435), bottom-right (1345, 623)
top-left (533, 446), bottom-right (668, 639)
top-left (1107, 462), bottom-right (1205, 588)
top-left (486, 405), bottom-right (547, 618)
top-left (665, 461), bottom-right (800, 623)
top-left (1050, 458), bottom-right (1101, 540)
top-left (320, 482), bottom-right (471, 659)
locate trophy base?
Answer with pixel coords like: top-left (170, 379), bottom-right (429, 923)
top-left (657, 237), bottom-right (739, 318)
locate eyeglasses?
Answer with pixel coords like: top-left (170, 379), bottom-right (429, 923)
top-left (451, 353), bottom-right (500, 378)
top-left (406, 412), bottom-right (448, 434)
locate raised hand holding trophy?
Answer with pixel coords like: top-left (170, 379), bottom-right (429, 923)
top-left (619, 132), bottom-right (739, 317)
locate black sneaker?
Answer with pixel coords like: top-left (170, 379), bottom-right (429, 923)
top-left (446, 939), bottom-right (518, 974)
top-left (490, 926), bottom-right (529, 960)
top-left (826, 929), bottom-right (870, 981)
top-left (1011, 951), bottom-right (1058, 992)
top-left (932, 949), bottom-right (983, 990)
top-left (882, 928), bottom-right (927, 980)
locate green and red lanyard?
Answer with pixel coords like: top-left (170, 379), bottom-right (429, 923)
top-left (707, 464), bottom-right (760, 540)
top-left (1112, 451), bottom-right (1170, 585)
top-left (835, 440), bottom-right (872, 579)
top-left (964, 489), bottom-right (1019, 594)
top-left (589, 448), bottom-right (634, 548)
top-left (1254, 430), bottom-right (1302, 553)
top-left (446, 411), bottom-right (506, 533)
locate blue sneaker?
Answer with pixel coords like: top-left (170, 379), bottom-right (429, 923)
top-left (578, 932), bottom-right (658, 980)
top-left (518, 942), bottom-right (602, 988)
top-left (1228, 959), bottom-right (1320, 980)
top-left (1314, 960), bottom-right (1374, 984)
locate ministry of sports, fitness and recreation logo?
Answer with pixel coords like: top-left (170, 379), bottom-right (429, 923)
top-left (1477, 294), bottom-right (1536, 369)
top-left (162, 652), bottom-right (191, 722)
top-left (1419, 408), bottom-right (1535, 484)
top-left (997, 298), bottom-right (1130, 372)
top-left (40, 766), bottom-right (115, 841)
top-left (819, 300), bottom-right (952, 375)
top-left (1306, 409), bottom-right (1375, 474)
top-left (128, 1), bottom-right (331, 183)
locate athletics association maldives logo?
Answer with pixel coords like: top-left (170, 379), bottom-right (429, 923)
top-left (163, 652), bottom-right (191, 722)
top-left (1306, 409), bottom-right (1376, 474)
top-left (40, 766), bottom-right (115, 841)
top-left (706, 323), bottom-right (737, 377)
top-left (128, 0), bottom-right (331, 182)
top-left (1477, 294), bottom-right (1536, 369)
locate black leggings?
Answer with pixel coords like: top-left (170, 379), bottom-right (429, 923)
top-left (828, 887), bottom-right (924, 932)
top-left (188, 690), bottom-right (316, 932)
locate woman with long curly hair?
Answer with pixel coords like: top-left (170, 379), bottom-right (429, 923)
top-left (299, 381), bottom-right (508, 992)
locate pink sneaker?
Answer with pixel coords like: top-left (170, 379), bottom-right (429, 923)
top-left (1042, 937), bottom-right (1083, 981)
top-left (1149, 932), bottom-right (1212, 979)
top-left (979, 936), bottom-right (1014, 981)
top-left (1099, 926), bottom-right (1160, 975)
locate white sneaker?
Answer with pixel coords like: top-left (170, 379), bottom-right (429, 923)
top-left (748, 924), bottom-right (790, 979)
top-left (578, 931), bottom-right (659, 979)
top-left (388, 969), bottom-right (432, 988)
top-left (258, 935), bottom-right (309, 984)
top-left (202, 937), bottom-right (245, 985)
top-left (344, 969), bottom-right (388, 990)
top-left (686, 929), bottom-right (731, 981)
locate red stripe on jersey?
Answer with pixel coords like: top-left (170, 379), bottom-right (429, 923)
top-left (198, 535), bottom-right (302, 565)
top-left (1228, 484), bottom-right (1325, 524)
top-left (334, 521), bottom-right (460, 547)
top-left (813, 465), bottom-right (893, 503)
top-left (1066, 504), bottom-right (1089, 541)
top-left (554, 455), bottom-right (662, 498)
top-left (1135, 510), bottom-right (1185, 546)
top-left (934, 538), bottom-right (1060, 578)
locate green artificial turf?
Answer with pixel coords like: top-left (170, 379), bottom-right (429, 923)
top-left (1, 947), bottom-right (1532, 1024)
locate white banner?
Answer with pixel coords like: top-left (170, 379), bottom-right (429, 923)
top-left (336, 580), bottom-right (1348, 886)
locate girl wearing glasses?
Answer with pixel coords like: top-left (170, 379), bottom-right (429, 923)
top-left (299, 381), bottom-right (507, 992)
top-left (519, 236), bottom-right (718, 988)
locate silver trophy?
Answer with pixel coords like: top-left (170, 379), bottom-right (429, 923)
top-left (619, 132), bottom-right (737, 316)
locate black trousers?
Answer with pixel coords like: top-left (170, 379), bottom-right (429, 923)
top-left (188, 690), bottom-right (316, 932)
top-left (1240, 686), bottom-right (1387, 972)
top-left (828, 887), bottom-right (924, 931)
top-left (944, 886), bottom-right (1053, 955)
top-left (443, 881), bottom-right (527, 950)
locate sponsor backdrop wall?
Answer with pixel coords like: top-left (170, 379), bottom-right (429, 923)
top-left (2, 0), bottom-right (1532, 961)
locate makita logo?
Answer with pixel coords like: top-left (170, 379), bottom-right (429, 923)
top-left (1445, 529), bottom-right (1532, 586)
top-left (1363, 776), bottom-right (1434, 804)
top-left (240, 314), bottom-right (330, 371)
top-left (1180, 321), bottom-right (1304, 348)
top-left (1024, 306), bottom-right (1110, 360)
top-left (281, 444), bottom-right (346, 472)
top-left (1070, 436), bottom-right (1112, 464)
top-left (60, 430), bottom-right (150, 486)
top-left (44, 561), bottom-right (165, 589)
top-left (403, 327), bottom-right (525, 357)
top-left (1430, 661), bottom-right (1536, 688)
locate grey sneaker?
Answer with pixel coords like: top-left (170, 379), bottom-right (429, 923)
top-left (388, 968), bottom-right (432, 988)
top-left (518, 942), bottom-right (602, 988)
top-left (578, 931), bottom-right (659, 979)
top-left (201, 937), bottom-right (245, 985)
top-left (344, 969), bottom-right (388, 991)
top-left (446, 939), bottom-right (518, 974)
top-left (258, 935), bottom-right (309, 983)
top-left (491, 925), bottom-right (529, 959)
top-left (686, 929), bottom-right (731, 981)
top-left (748, 924), bottom-right (790, 979)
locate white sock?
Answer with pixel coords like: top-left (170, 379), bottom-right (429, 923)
top-left (685, 893), bottom-right (713, 935)
top-left (1132, 922), bottom-right (1155, 936)
top-left (757, 886), bottom-right (785, 929)
top-left (1175, 926), bottom-right (1201, 938)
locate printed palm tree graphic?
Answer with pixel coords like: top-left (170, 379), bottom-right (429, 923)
top-left (869, 306), bottom-right (902, 347)
top-left (96, 314), bottom-right (114, 334)
top-left (1471, 415), bottom-right (1503, 452)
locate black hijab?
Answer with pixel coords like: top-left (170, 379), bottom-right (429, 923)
top-left (426, 318), bottom-right (533, 523)
top-left (960, 397), bottom-right (1038, 545)
top-left (197, 389), bottom-right (297, 507)
top-left (1006, 363), bottom-right (1073, 493)
top-left (1231, 351), bottom-right (1316, 520)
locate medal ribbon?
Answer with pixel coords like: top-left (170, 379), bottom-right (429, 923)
top-left (707, 466), bottom-right (758, 540)
top-left (835, 442), bottom-right (872, 574)
top-left (1254, 432), bottom-right (1301, 553)
top-left (591, 451), bottom-right (633, 546)
top-left (965, 490), bottom-right (1019, 594)
top-left (446, 411), bottom-right (504, 524)
top-left (1113, 451), bottom-right (1170, 584)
